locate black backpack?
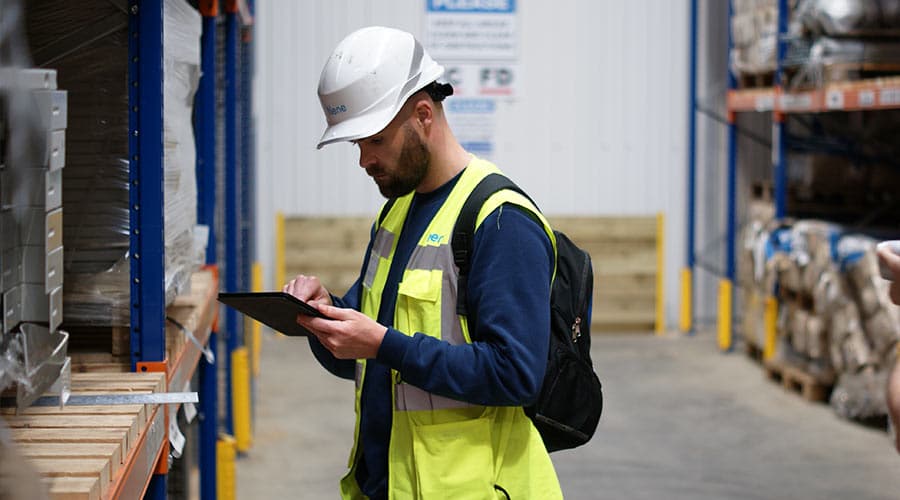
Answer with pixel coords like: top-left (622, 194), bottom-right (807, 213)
top-left (452, 173), bottom-right (603, 452)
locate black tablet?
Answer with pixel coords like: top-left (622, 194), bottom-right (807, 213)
top-left (217, 292), bottom-right (330, 337)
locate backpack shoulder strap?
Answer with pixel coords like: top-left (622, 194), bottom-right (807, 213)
top-left (452, 173), bottom-right (536, 317)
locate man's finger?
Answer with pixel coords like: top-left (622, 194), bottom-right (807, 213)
top-left (314, 303), bottom-right (346, 319)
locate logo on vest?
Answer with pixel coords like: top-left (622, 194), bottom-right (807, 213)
top-left (427, 233), bottom-right (444, 244)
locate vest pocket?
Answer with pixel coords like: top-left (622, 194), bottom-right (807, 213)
top-left (411, 417), bottom-right (494, 499)
top-left (396, 270), bottom-right (442, 336)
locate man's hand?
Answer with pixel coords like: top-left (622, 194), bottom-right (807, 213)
top-left (283, 274), bottom-right (333, 307)
top-left (297, 304), bottom-right (387, 360)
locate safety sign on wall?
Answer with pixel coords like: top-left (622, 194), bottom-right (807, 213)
top-left (425, 0), bottom-right (518, 98)
top-left (443, 63), bottom-right (518, 98)
top-left (445, 98), bottom-right (496, 157)
top-left (425, 0), bottom-right (517, 61)
top-left (425, 0), bottom-right (518, 159)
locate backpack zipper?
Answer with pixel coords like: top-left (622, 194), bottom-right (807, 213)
top-left (572, 316), bottom-right (582, 342)
top-left (571, 250), bottom-right (591, 342)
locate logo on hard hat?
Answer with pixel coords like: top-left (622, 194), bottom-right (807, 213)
top-left (326, 104), bottom-right (348, 116)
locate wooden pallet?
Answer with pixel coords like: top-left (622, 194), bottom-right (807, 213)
top-left (68, 269), bottom-right (218, 373)
top-left (3, 372), bottom-right (166, 500)
top-left (744, 337), bottom-right (764, 364)
top-left (763, 358), bottom-right (833, 402)
top-left (738, 71), bottom-right (775, 89)
top-left (821, 62), bottom-right (900, 85)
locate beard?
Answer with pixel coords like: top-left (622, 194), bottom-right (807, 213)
top-left (372, 123), bottom-right (430, 199)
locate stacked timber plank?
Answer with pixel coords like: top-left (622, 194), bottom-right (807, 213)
top-left (68, 268), bottom-right (217, 372)
top-left (3, 371), bottom-right (166, 500)
top-left (551, 217), bottom-right (658, 332)
top-left (285, 216), bottom-right (659, 333)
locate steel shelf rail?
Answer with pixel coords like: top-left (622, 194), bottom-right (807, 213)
top-left (223, 0), bottom-right (241, 440)
top-left (239, 0), bottom-right (257, 448)
top-left (128, 1), bottom-right (168, 497)
top-left (196, 1), bottom-right (220, 498)
top-left (727, 77), bottom-right (900, 113)
top-left (682, 0), bottom-right (699, 335)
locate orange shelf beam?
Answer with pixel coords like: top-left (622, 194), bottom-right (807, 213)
top-left (727, 76), bottom-right (900, 113)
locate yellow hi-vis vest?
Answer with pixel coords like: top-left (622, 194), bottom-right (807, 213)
top-left (339, 158), bottom-right (563, 500)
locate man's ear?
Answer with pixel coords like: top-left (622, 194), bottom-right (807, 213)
top-left (413, 98), bottom-right (433, 129)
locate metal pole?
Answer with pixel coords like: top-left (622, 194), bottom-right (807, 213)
top-left (129, 1), bottom-right (168, 496)
top-left (719, 0), bottom-right (737, 352)
top-left (196, 1), bottom-right (219, 498)
top-left (774, 0), bottom-right (790, 218)
top-left (224, 3), bottom-right (240, 438)
top-left (682, 0), bottom-right (699, 334)
top-left (128, 0), bottom-right (166, 368)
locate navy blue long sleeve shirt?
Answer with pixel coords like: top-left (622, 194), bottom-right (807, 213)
top-left (308, 171), bottom-right (554, 500)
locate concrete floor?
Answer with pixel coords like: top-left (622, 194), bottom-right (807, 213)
top-left (237, 331), bottom-right (900, 499)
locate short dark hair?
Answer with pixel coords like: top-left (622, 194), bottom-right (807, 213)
top-left (423, 81), bottom-right (454, 102)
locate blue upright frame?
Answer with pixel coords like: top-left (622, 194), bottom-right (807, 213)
top-left (240, 1), bottom-right (258, 430)
top-left (224, 6), bottom-right (242, 437)
top-left (128, 0), bottom-right (166, 367)
top-left (240, 10), bottom-right (254, 328)
top-left (773, 0), bottom-right (790, 218)
top-left (724, 0), bottom-right (738, 351)
top-left (196, 5), bottom-right (219, 499)
top-left (684, 0), bottom-right (698, 334)
top-left (128, 0), bottom-right (168, 497)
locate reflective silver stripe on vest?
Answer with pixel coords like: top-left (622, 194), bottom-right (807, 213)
top-left (406, 243), bottom-right (465, 346)
top-left (364, 227), bottom-right (396, 288)
top-left (391, 242), bottom-right (477, 411)
top-left (395, 382), bottom-right (475, 411)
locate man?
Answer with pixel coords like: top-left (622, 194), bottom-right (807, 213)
top-left (283, 26), bottom-right (564, 499)
top-left (876, 241), bottom-right (900, 453)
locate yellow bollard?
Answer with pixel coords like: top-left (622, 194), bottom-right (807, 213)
top-left (717, 279), bottom-right (733, 351)
top-left (680, 267), bottom-right (693, 333)
top-left (217, 435), bottom-right (236, 500)
top-left (232, 347), bottom-right (253, 452)
top-left (250, 262), bottom-right (263, 377)
top-left (763, 295), bottom-right (778, 361)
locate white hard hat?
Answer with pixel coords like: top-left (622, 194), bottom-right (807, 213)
top-left (316, 26), bottom-right (445, 149)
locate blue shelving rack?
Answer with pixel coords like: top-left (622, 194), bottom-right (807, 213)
top-left (127, 0), bottom-right (255, 497)
top-left (687, 0), bottom-right (900, 353)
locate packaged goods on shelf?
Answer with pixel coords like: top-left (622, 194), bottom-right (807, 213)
top-left (789, 37), bottom-right (900, 87)
top-left (741, 217), bottom-right (900, 419)
top-left (830, 366), bottom-right (888, 420)
top-left (787, 1), bottom-right (900, 87)
top-left (1, 4), bottom-right (71, 407)
top-left (795, 0), bottom-right (900, 37)
top-left (25, 0), bottom-right (203, 327)
top-left (730, 0), bottom-right (779, 78)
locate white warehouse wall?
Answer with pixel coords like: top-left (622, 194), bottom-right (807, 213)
top-left (254, 0), bottom-right (690, 328)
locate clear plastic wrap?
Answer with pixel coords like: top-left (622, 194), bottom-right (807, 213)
top-left (26, 0), bottom-right (202, 326)
top-left (796, 0), bottom-right (900, 36)
top-left (790, 36), bottom-right (900, 87)
top-left (830, 367), bottom-right (889, 421)
top-left (742, 217), bottom-right (900, 419)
